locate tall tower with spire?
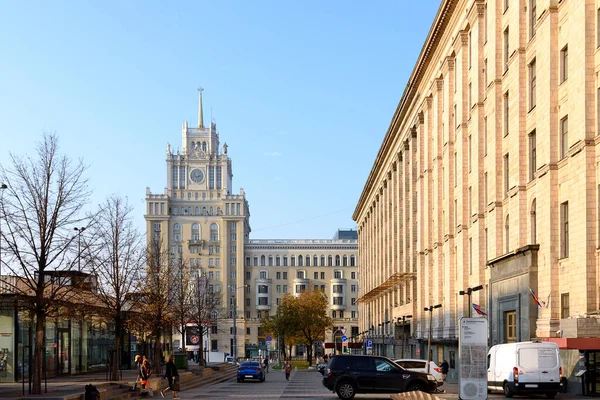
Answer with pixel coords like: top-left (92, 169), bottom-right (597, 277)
top-left (144, 90), bottom-right (251, 360)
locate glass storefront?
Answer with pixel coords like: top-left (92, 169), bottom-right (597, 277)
top-left (0, 305), bottom-right (15, 383)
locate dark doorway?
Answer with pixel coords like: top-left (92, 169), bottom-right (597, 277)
top-left (57, 329), bottom-right (70, 375)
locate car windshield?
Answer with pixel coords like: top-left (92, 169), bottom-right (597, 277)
top-left (240, 361), bottom-right (259, 367)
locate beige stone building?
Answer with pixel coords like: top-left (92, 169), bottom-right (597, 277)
top-left (144, 91), bottom-right (359, 362)
top-left (353, 0), bottom-right (600, 387)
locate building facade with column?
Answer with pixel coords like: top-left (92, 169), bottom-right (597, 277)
top-left (144, 92), bottom-right (359, 362)
top-left (353, 0), bottom-right (600, 390)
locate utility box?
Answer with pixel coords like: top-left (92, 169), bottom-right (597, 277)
top-left (174, 353), bottom-right (187, 370)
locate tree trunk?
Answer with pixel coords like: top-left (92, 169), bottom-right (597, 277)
top-left (306, 344), bottom-right (313, 366)
top-left (32, 311), bottom-right (45, 394)
top-left (154, 326), bottom-right (162, 375)
top-left (198, 327), bottom-right (205, 366)
top-left (111, 320), bottom-right (121, 381)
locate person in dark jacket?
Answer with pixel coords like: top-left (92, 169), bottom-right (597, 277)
top-left (161, 354), bottom-right (179, 399)
top-left (440, 359), bottom-right (449, 381)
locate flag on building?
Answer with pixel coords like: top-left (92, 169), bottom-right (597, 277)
top-left (529, 287), bottom-right (550, 308)
top-left (472, 303), bottom-right (488, 316)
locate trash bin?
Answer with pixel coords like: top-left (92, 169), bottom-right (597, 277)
top-left (174, 353), bottom-right (187, 370)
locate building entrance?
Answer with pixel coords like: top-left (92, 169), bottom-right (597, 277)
top-left (57, 329), bottom-right (70, 375)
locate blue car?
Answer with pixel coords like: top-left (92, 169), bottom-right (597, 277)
top-left (237, 361), bottom-right (265, 382)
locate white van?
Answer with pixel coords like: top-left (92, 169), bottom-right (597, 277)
top-left (487, 341), bottom-right (562, 398)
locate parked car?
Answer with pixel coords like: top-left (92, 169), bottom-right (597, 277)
top-left (237, 360), bottom-right (265, 382)
top-left (394, 359), bottom-right (444, 384)
top-left (487, 341), bottom-right (562, 398)
top-left (322, 354), bottom-right (439, 399)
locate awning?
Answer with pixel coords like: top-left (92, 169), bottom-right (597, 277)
top-left (357, 272), bottom-right (415, 303)
top-left (542, 337), bottom-right (600, 350)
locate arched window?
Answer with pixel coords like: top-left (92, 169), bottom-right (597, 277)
top-left (210, 223), bottom-right (219, 241)
top-left (202, 141), bottom-right (207, 152)
top-left (268, 256), bottom-right (273, 266)
top-left (343, 255), bottom-right (348, 266)
top-left (188, 207), bottom-right (192, 215)
top-left (531, 199), bottom-right (537, 244)
top-left (328, 256), bottom-right (333, 266)
top-left (298, 255), bottom-right (303, 266)
top-left (335, 255), bottom-right (341, 266)
top-left (313, 256), bottom-right (318, 266)
top-left (261, 255), bottom-right (266, 266)
top-left (181, 207), bottom-right (185, 215)
top-left (505, 215), bottom-right (510, 253)
top-left (291, 256), bottom-right (296, 267)
top-left (195, 207), bottom-right (199, 216)
top-left (173, 223), bottom-right (181, 242)
top-left (350, 255), bottom-right (356, 266)
top-left (172, 207), bottom-right (178, 216)
top-left (191, 223), bottom-right (200, 241)
top-left (276, 256), bottom-right (280, 266)
top-left (305, 255), bottom-right (310, 267)
top-left (202, 207), bottom-right (207, 215)
top-left (321, 256), bottom-right (325, 266)
top-left (209, 207), bottom-right (214, 216)
top-left (217, 207), bottom-right (222, 216)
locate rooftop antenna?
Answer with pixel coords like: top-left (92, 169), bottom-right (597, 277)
top-left (197, 87), bottom-right (204, 129)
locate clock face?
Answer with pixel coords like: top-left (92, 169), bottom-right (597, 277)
top-left (190, 168), bottom-right (204, 184)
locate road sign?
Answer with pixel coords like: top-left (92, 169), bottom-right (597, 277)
top-left (341, 335), bottom-right (348, 342)
top-left (341, 328), bottom-right (346, 335)
top-left (366, 339), bottom-right (373, 348)
top-left (266, 335), bottom-right (272, 341)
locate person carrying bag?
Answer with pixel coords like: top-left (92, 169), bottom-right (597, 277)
top-left (161, 354), bottom-right (180, 399)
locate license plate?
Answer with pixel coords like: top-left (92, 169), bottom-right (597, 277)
top-left (245, 375), bottom-right (253, 378)
top-left (525, 384), bottom-right (538, 388)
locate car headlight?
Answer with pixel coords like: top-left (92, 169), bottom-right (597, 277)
top-left (427, 374), bottom-right (436, 381)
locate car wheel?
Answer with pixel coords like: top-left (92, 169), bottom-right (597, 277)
top-left (546, 392), bottom-right (557, 399)
top-left (503, 382), bottom-right (514, 398)
top-left (407, 382), bottom-right (423, 392)
top-left (336, 381), bottom-right (356, 399)
top-left (237, 378), bottom-right (242, 383)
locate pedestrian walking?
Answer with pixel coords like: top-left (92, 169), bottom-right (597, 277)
top-left (161, 354), bottom-right (180, 399)
top-left (284, 358), bottom-right (292, 381)
top-left (440, 359), bottom-right (449, 381)
top-left (263, 355), bottom-right (269, 373)
top-left (140, 356), bottom-right (154, 397)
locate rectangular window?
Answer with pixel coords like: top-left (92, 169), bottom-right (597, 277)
top-left (320, 285), bottom-right (325, 291)
top-left (352, 311), bottom-right (357, 318)
top-left (333, 297), bottom-right (343, 305)
top-left (276, 285), bottom-right (281, 293)
top-left (504, 27), bottom-right (510, 72)
top-left (351, 284), bottom-right (357, 292)
top-left (283, 285), bottom-right (288, 293)
top-left (454, 152), bottom-right (457, 186)
top-left (484, 117), bottom-right (488, 155)
top-left (216, 166), bottom-right (222, 189)
top-left (245, 271), bottom-right (251, 280)
top-left (504, 153), bottom-right (510, 196)
top-left (468, 31), bottom-right (472, 69)
top-left (529, 59), bottom-right (536, 110)
top-left (260, 271), bottom-right (267, 279)
top-left (321, 272), bottom-right (325, 279)
top-left (485, 228), bottom-right (488, 261)
top-left (484, 58), bottom-right (488, 89)
top-left (561, 202), bottom-right (569, 258)
top-left (560, 116), bottom-right (568, 159)
top-left (209, 166), bottom-right (215, 189)
top-left (561, 45), bottom-right (568, 83)
top-left (283, 257), bottom-right (288, 267)
top-left (276, 271), bottom-right (281, 280)
top-left (504, 91), bottom-right (509, 136)
top-left (283, 272), bottom-right (288, 280)
top-left (468, 135), bottom-right (472, 171)
top-left (505, 311), bottom-right (517, 343)
top-left (351, 271), bottom-right (356, 279)
top-left (454, 104), bottom-right (458, 128)
top-left (469, 237), bottom-right (473, 275)
top-left (484, 172), bottom-right (488, 205)
top-left (561, 293), bottom-right (570, 319)
top-left (529, 130), bottom-right (536, 181)
top-left (469, 186), bottom-right (472, 217)
top-left (529, 0), bottom-right (537, 39)
top-left (351, 298), bottom-right (356, 305)
top-left (468, 82), bottom-right (472, 110)
top-left (314, 272), bottom-right (318, 279)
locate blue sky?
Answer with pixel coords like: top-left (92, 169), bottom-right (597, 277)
top-left (0, 1), bottom-right (440, 239)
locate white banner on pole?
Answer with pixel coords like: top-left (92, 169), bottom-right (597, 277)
top-left (458, 317), bottom-right (488, 400)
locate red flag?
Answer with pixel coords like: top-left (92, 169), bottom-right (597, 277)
top-left (529, 287), bottom-right (546, 308)
top-left (472, 303), bottom-right (488, 316)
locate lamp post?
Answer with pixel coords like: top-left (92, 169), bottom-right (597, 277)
top-left (424, 304), bottom-right (442, 373)
top-left (397, 315), bottom-right (412, 358)
top-left (459, 285), bottom-right (483, 318)
top-left (0, 184), bottom-right (7, 276)
top-left (231, 284), bottom-right (248, 363)
top-left (74, 227), bottom-right (86, 272)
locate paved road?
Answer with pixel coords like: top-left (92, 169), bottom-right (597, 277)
top-left (174, 370), bottom-right (581, 400)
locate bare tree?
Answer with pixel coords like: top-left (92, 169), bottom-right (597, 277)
top-left (190, 273), bottom-right (221, 366)
top-left (171, 256), bottom-right (194, 358)
top-left (0, 133), bottom-right (90, 394)
top-left (85, 195), bottom-right (145, 380)
top-left (142, 237), bottom-right (177, 368)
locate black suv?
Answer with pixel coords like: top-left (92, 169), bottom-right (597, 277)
top-left (322, 355), bottom-right (439, 399)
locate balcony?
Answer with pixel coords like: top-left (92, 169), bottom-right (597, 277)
top-left (331, 295), bottom-right (346, 311)
top-left (188, 239), bottom-right (205, 246)
top-left (256, 302), bottom-right (272, 311)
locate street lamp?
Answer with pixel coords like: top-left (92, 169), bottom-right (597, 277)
top-left (231, 284), bottom-right (249, 363)
top-left (397, 315), bottom-right (412, 358)
top-left (424, 304), bottom-right (442, 373)
top-left (459, 285), bottom-right (483, 318)
top-left (0, 184), bottom-right (7, 276)
top-left (74, 227), bottom-right (86, 272)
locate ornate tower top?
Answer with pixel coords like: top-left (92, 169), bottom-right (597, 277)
top-left (197, 87), bottom-right (204, 129)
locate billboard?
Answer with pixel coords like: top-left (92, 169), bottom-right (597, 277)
top-left (458, 317), bottom-right (488, 400)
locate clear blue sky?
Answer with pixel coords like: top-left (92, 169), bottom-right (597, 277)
top-left (0, 1), bottom-right (440, 239)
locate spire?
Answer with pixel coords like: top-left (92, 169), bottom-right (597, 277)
top-left (197, 87), bottom-right (204, 129)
